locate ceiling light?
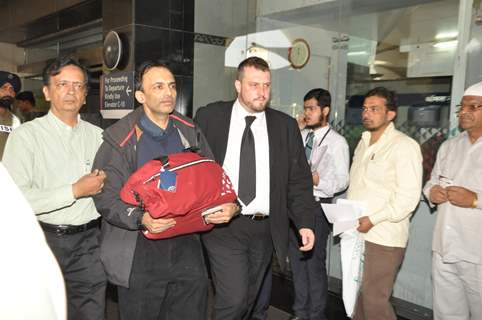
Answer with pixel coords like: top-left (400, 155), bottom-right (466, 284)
top-left (374, 60), bottom-right (389, 65)
top-left (433, 40), bottom-right (458, 49)
top-left (347, 51), bottom-right (368, 56)
top-left (435, 31), bottom-right (458, 40)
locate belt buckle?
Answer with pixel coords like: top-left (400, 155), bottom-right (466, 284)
top-left (55, 225), bottom-right (68, 236)
top-left (251, 213), bottom-right (266, 221)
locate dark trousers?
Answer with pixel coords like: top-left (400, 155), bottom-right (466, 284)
top-left (288, 202), bottom-right (330, 320)
top-left (251, 264), bottom-right (272, 320)
top-left (353, 241), bottom-right (405, 320)
top-left (44, 227), bottom-right (106, 320)
top-left (117, 233), bottom-right (208, 320)
top-left (202, 215), bottom-right (273, 320)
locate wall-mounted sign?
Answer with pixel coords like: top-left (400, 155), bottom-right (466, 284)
top-left (100, 71), bottom-right (135, 119)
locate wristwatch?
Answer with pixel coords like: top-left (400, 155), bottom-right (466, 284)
top-left (472, 194), bottom-right (478, 209)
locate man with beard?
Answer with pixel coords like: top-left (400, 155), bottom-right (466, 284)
top-left (93, 61), bottom-right (238, 320)
top-left (288, 88), bottom-right (349, 320)
top-left (195, 57), bottom-right (316, 320)
top-left (0, 71), bottom-right (21, 159)
top-left (348, 87), bottom-right (422, 320)
top-left (423, 82), bottom-right (482, 320)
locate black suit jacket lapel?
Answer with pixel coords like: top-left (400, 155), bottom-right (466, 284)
top-left (218, 102), bottom-right (233, 165)
top-left (265, 108), bottom-right (278, 197)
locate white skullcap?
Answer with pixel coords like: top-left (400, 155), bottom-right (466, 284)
top-left (463, 82), bottom-right (482, 96)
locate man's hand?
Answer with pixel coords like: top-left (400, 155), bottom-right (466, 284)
top-left (299, 228), bottom-right (315, 251)
top-left (296, 114), bottom-right (306, 130)
top-left (446, 186), bottom-right (477, 208)
top-left (312, 172), bottom-right (320, 186)
top-left (357, 216), bottom-right (374, 233)
top-left (72, 169), bottom-right (106, 199)
top-left (204, 203), bottom-right (240, 224)
top-left (142, 212), bottom-right (176, 233)
top-left (430, 185), bottom-right (448, 204)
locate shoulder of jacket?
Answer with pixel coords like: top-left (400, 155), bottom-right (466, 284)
top-left (103, 108), bottom-right (141, 146)
top-left (199, 100), bottom-right (234, 112)
top-left (170, 112), bottom-right (195, 128)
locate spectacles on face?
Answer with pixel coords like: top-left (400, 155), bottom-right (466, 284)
top-left (54, 81), bottom-right (87, 91)
top-left (456, 103), bottom-right (482, 114)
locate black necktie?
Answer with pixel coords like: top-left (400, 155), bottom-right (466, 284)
top-left (238, 116), bottom-right (256, 205)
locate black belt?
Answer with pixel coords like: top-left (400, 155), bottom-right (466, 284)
top-left (39, 218), bottom-right (100, 235)
top-left (315, 196), bottom-right (333, 203)
top-left (242, 213), bottom-right (269, 221)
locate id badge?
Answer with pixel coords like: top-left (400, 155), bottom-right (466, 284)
top-left (158, 170), bottom-right (177, 192)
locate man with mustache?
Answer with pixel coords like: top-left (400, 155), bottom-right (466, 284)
top-left (195, 57), bottom-right (316, 320)
top-left (2, 57), bottom-right (107, 320)
top-left (93, 61), bottom-right (238, 320)
top-left (288, 88), bottom-right (349, 320)
top-left (0, 71), bottom-right (21, 159)
top-left (348, 87), bottom-right (422, 320)
top-left (423, 82), bottom-right (482, 320)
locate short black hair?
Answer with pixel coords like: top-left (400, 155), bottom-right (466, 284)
top-left (237, 57), bottom-right (270, 80)
top-left (16, 91), bottom-right (35, 106)
top-left (304, 88), bottom-right (331, 108)
top-left (365, 87), bottom-right (397, 112)
top-left (135, 60), bottom-right (173, 91)
top-left (42, 57), bottom-right (89, 87)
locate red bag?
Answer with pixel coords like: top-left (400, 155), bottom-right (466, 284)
top-left (120, 152), bottom-right (237, 239)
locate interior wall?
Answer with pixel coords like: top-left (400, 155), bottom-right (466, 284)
top-left (0, 42), bottom-right (25, 73)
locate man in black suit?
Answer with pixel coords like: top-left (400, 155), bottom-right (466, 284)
top-left (195, 57), bottom-right (317, 320)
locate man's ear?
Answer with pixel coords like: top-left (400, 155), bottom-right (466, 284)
top-left (135, 90), bottom-right (145, 104)
top-left (234, 80), bottom-right (241, 95)
top-left (387, 110), bottom-right (396, 122)
top-left (42, 86), bottom-right (50, 102)
top-left (322, 106), bottom-right (330, 117)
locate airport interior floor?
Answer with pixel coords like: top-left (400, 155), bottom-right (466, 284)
top-left (106, 274), bottom-right (409, 320)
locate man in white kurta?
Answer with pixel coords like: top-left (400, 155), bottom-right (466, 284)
top-left (424, 82), bottom-right (482, 320)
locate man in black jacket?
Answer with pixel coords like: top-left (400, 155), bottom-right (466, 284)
top-left (195, 57), bottom-right (317, 320)
top-left (93, 61), bottom-right (238, 320)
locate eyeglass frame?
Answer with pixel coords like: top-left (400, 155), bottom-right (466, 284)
top-left (455, 103), bottom-right (482, 114)
top-left (53, 80), bottom-right (87, 91)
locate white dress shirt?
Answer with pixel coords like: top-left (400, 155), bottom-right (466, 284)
top-left (423, 131), bottom-right (482, 264)
top-left (223, 99), bottom-right (270, 215)
top-left (301, 125), bottom-right (349, 198)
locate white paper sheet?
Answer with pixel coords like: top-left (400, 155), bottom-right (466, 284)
top-left (321, 199), bottom-right (366, 235)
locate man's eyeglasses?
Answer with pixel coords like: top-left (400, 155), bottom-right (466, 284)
top-left (54, 81), bottom-right (87, 91)
top-left (456, 104), bottom-right (482, 114)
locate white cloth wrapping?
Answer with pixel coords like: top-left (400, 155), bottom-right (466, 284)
top-left (340, 229), bottom-right (365, 318)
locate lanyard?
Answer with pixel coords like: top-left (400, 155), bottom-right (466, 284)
top-left (316, 127), bottom-right (331, 147)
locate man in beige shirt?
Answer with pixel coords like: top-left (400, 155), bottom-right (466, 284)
top-left (424, 82), bottom-right (482, 320)
top-left (348, 87), bottom-right (423, 320)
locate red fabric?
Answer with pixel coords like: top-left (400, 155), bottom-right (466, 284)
top-left (120, 152), bottom-right (237, 239)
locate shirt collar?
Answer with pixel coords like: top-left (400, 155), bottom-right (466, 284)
top-left (47, 110), bottom-right (82, 132)
top-left (233, 99), bottom-right (266, 124)
top-left (361, 121), bottom-right (395, 146)
top-left (460, 130), bottom-right (482, 146)
top-left (311, 124), bottom-right (330, 139)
